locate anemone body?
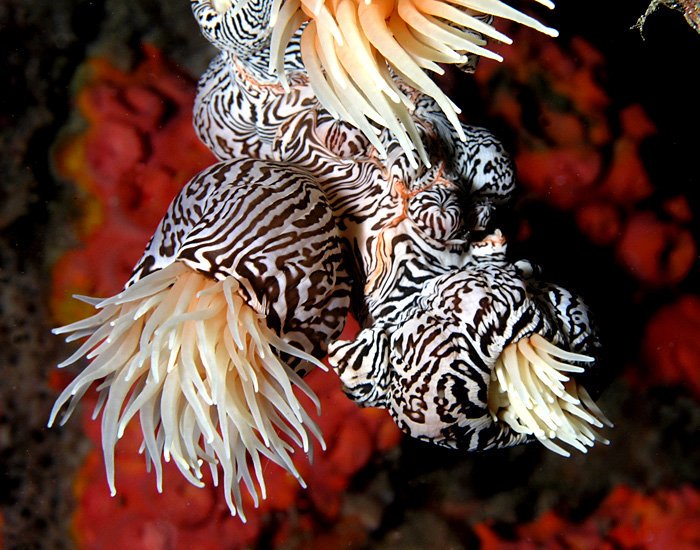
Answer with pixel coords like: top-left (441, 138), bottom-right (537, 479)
top-left (193, 0), bottom-right (559, 163)
top-left (53, 0), bottom-right (610, 520)
top-left (52, 159), bottom-right (351, 517)
top-left (328, 239), bottom-right (610, 455)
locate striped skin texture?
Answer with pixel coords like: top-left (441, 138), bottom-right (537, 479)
top-left (48, 0), bottom-right (603, 520)
top-left (70, 0), bottom-right (597, 456)
top-left (129, 158), bottom-right (352, 370)
top-left (193, 55), bottom-right (516, 318)
top-left (193, 53), bottom-right (314, 162)
top-left (180, 14), bottom-right (601, 453)
top-left (192, 0), bottom-right (274, 67)
top-left (328, 242), bottom-right (600, 450)
top-left (191, 0), bottom-right (305, 82)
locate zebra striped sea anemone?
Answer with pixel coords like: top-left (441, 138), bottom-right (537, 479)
top-left (49, 261), bottom-right (326, 520)
top-left (269, 0), bottom-right (558, 165)
top-left (50, 157), bottom-right (351, 518)
top-left (488, 333), bottom-right (613, 456)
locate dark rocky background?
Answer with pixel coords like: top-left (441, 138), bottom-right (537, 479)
top-left (1, 2), bottom-right (212, 546)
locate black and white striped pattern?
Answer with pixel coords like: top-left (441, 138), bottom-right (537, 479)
top-left (130, 158), bottom-right (352, 368)
top-left (329, 246), bottom-right (599, 450)
top-left (125, 0), bottom-right (598, 450)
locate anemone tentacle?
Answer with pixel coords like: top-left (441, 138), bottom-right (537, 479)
top-left (50, 262), bottom-right (326, 519)
top-left (269, 0), bottom-right (558, 163)
top-left (488, 334), bottom-right (613, 457)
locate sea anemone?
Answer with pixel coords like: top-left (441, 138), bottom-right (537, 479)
top-left (49, 261), bottom-right (326, 519)
top-left (488, 333), bottom-right (613, 456)
top-left (269, 0), bottom-right (558, 164)
top-left (51, 0), bottom-right (612, 520)
top-left (49, 156), bottom-right (352, 519)
top-left (328, 254), bottom-right (611, 455)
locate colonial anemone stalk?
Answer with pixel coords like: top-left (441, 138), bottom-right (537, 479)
top-left (488, 333), bottom-right (613, 457)
top-left (269, 0), bottom-right (558, 165)
top-left (49, 261), bottom-right (326, 520)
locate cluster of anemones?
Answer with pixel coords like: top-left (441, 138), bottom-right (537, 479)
top-left (49, 0), bottom-right (615, 529)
